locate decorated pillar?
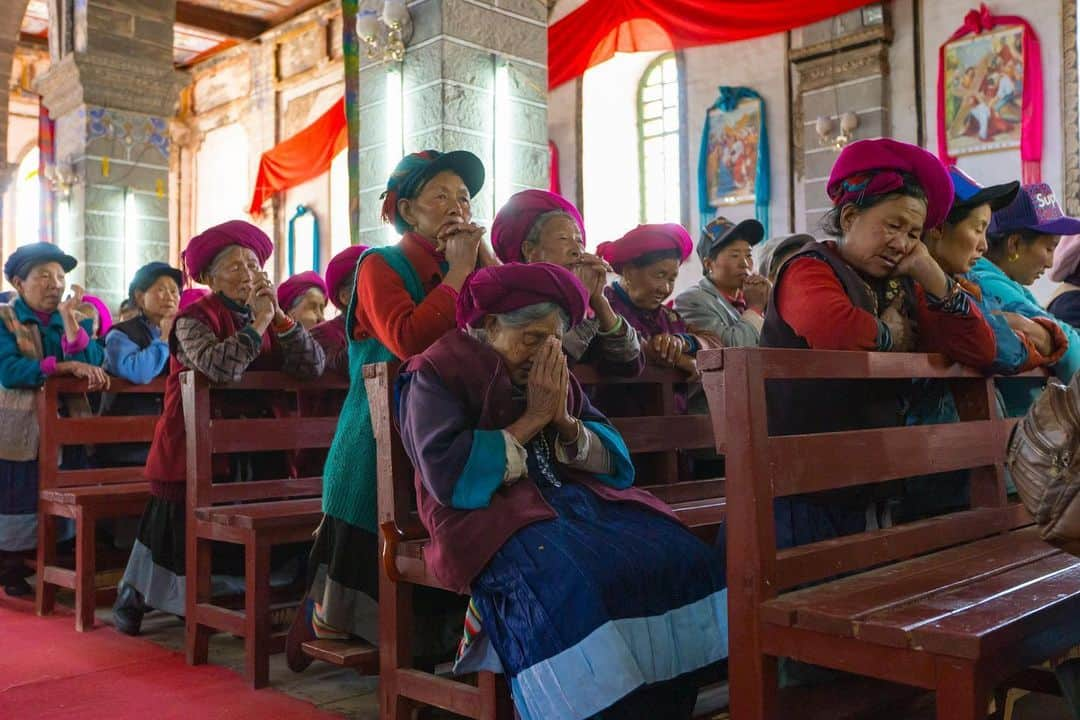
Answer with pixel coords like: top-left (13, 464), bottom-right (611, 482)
top-left (351, 0), bottom-right (549, 248)
top-left (33, 0), bottom-right (184, 307)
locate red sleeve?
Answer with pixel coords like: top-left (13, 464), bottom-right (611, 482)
top-left (776, 258), bottom-right (879, 350)
top-left (912, 284), bottom-right (997, 369)
top-left (353, 254), bottom-right (458, 359)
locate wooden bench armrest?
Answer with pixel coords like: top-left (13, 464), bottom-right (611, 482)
top-left (380, 519), bottom-right (428, 583)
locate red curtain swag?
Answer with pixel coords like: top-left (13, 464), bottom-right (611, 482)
top-left (548, 0), bottom-right (878, 90)
top-left (248, 97), bottom-right (348, 216)
top-left (936, 4), bottom-right (1043, 183)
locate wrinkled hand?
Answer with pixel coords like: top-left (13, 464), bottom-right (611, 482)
top-left (1003, 312), bottom-right (1055, 357)
top-left (58, 284), bottom-right (86, 321)
top-left (58, 361), bottom-right (110, 391)
top-left (881, 296), bottom-right (916, 352)
top-left (525, 337), bottom-right (566, 428)
top-left (441, 222), bottom-right (485, 272)
top-left (248, 271), bottom-right (277, 323)
top-left (571, 254), bottom-right (611, 301)
top-left (742, 274), bottom-right (772, 312)
top-left (645, 333), bottom-right (685, 368)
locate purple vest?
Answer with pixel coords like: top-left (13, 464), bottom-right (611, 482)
top-left (403, 330), bottom-right (678, 593)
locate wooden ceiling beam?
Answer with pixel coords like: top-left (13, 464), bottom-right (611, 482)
top-left (268, 0), bottom-right (334, 28)
top-left (175, 2), bottom-right (271, 39)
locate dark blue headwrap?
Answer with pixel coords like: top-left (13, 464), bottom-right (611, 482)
top-left (3, 242), bottom-right (77, 282)
top-left (128, 261), bottom-right (183, 301)
top-left (379, 150), bottom-right (485, 234)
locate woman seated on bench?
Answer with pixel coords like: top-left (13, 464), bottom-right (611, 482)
top-left (968, 182), bottom-right (1080, 416)
top-left (492, 189), bottom-right (645, 377)
top-left (104, 262), bottom-right (182, 385)
top-left (398, 263), bottom-right (728, 720)
top-left (598, 223), bottom-right (719, 379)
top-left (288, 150), bottom-right (493, 669)
top-left (308, 245), bottom-right (366, 377)
top-left (97, 262), bottom-right (183, 470)
top-left (761, 138), bottom-right (997, 545)
top-left (113, 220), bottom-right (325, 635)
top-left (277, 270), bottom-right (327, 330)
top-left (0, 243), bottom-right (109, 597)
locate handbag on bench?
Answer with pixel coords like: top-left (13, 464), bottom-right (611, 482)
top-left (1007, 373), bottom-right (1080, 556)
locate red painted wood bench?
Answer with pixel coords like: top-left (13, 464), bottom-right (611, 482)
top-left (180, 370), bottom-right (348, 689)
top-left (368, 359), bottom-right (728, 719)
top-left (705, 347), bottom-right (1077, 720)
top-left (36, 375), bottom-right (165, 631)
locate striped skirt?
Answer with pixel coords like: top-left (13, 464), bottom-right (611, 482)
top-left (459, 483), bottom-right (728, 720)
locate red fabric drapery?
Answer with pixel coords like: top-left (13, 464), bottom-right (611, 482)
top-left (548, 0), bottom-right (878, 89)
top-left (936, 4), bottom-right (1043, 183)
top-left (248, 97), bottom-right (348, 216)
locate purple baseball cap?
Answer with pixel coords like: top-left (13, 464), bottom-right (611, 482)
top-left (989, 183), bottom-right (1080, 237)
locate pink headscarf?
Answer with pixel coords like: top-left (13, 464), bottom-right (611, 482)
top-left (80, 295), bottom-right (112, 336)
top-left (491, 190), bottom-right (585, 263)
top-left (456, 262), bottom-right (589, 329)
top-left (1051, 235), bottom-right (1080, 284)
top-left (324, 245), bottom-right (368, 310)
top-left (277, 271), bottom-right (328, 311)
top-left (182, 220), bottom-right (274, 282)
top-left (596, 224), bottom-right (692, 274)
top-left (179, 288), bottom-right (209, 311)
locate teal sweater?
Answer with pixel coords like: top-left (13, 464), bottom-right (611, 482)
top-left (0, 297), bottom-right (103, 389)
top-left (968, 257), bottom-right (1080, 415)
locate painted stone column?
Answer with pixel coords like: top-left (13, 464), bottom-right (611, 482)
top-left (352, 0), bottom-right (549, 248)
top-left (33, 0), bottom-right (184, 307)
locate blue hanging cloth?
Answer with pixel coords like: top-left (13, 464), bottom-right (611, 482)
top-left (287, 204), bottom-right (321, 275)
top-left (698, 86), bottom-right (770, 238)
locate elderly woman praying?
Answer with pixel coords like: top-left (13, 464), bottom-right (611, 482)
top-left (397, 262), bottom-right (728, 720)
top-left (112, 220), bottom-right (325, 636)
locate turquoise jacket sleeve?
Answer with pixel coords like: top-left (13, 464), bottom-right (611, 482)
top-left (67, 318), bottom-right (106, 366)
top-left (974, 266), bottom-right (1080, 382)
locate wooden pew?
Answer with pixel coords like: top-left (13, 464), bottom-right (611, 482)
top-left (706, 347), bottom-right (1079, 720)
top-left (573, 364), bottom-right (726, 530)
top-left (181, 370), bottom-right (348, 689)
top-left (369, 359), bottom-right (727, 719)
top-left (36, 375), bottom-right (165, 631)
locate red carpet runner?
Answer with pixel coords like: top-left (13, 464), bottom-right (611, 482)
top-left (0, 596), bottom-right (340, 719)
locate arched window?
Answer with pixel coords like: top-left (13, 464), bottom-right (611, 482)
top-left (637, 53), bottom-right (681, 224)
top-left (14, 147), bottom-right (41, 245)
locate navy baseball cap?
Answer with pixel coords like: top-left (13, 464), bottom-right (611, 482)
top-left (989, 183), bottom-right (1080, 236)
top-left (948, 167), bottom-right (1019, 214)
top-left (696, 215), bottom-right (764, 262)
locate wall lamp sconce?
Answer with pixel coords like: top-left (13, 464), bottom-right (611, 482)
top-left (815, 112), bottom-right (860, 150)
top-left (357, 0), bottom-right (414, 63)
top-left (44, 160), bottom-right (79, 200)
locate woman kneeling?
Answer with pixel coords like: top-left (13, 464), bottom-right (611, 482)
top-left (397, 263), bottom-right (728, 720)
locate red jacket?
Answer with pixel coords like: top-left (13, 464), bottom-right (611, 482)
top-left (143, 293), bottom-right (280, 501)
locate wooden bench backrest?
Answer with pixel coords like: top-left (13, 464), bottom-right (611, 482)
top-left (36, 375), bottom-right (166, 490)
top-left (181, 370), bottom-right (349, 509)
top-left (703, 347), bottom-right (1044, 598)
top-left (368, 360), bottom-right (727, 543)
top-left (573, 364), bottom-right (724, 504)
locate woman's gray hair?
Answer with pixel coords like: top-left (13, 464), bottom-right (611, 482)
top-left (469, 301), bottom-right (572, 341)
top-left (523, 210), bottom-right (573, 251)
top-left (204, 246), bottom-right (239, 282)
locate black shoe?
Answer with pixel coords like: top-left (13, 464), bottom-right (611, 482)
top-left (3, 577), bottom-right (31, 597)
top-left (112, 584), bottom-right (145, 636)
top-left (285, 598), bottom-right (316, 673)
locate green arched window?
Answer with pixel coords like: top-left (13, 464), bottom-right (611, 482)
top-left (637, 53), bottom-right (681, 224)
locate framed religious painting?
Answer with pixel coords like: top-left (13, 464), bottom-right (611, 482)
top-left (704, 98), bottom-right (760, 205)
top-left (942, 24), bottom-right (1025, 156)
